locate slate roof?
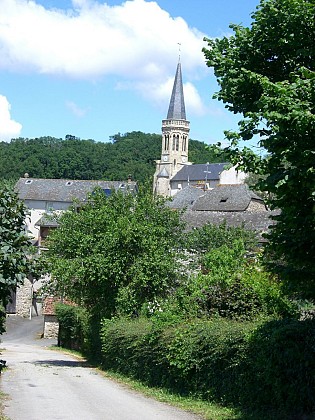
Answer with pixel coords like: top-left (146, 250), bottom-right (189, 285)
top-left (171, 163), bottom-right (228, 182)
top-left (15, 178), bottom-right (137, 202)
top-left (167, 185), bottom-right (205, 209)
top-left (182, 209), bottom-right (277, 241)
top-left (35, 215), bottom-right (59, 228)
top-left (157, 167), bottom-right (169, 178)
top-left (191, 184), bottom-right (264, 212)
top-left (167, 61), bottom-right (186, 120)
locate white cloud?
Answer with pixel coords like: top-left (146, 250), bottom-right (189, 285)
top-left (0, 95), bottom-right (22, 142)
top-left (130, 77), bottom-right (207, 116)
top-left (0, 0), bottom-right (205, 77)
top-left (0, 0), bottom-right (208, 113)
top-left (66, 101), bottom-right (88, 117)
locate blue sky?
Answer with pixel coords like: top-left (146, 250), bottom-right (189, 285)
top-left (0, 0), bottom-right (259, 144)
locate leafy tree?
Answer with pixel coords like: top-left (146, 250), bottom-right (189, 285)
top-left (0, 183), bottom-right (37, 332)
top-left (44, 187), bottom-right (185, 319)
top-left (0, 132), bottom-right (229, 183)
top-left (203, 0), bottom-right (315, 296)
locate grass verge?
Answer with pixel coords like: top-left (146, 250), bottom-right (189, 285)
top-left (51, 346), bottom-right (240, 420)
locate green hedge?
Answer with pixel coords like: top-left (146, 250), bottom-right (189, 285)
top-left (55, 303), bottom-right (90, 351)
top-left (100, 317), bottom-right (315, 418)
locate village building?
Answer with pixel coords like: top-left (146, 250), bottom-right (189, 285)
top-left (10, 58), bottom-right (272, 332)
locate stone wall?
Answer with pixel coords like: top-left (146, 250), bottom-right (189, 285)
top-left (43, 315), bottom-right (59, 339)
top-left (16, 278), bottom-right (32, 318)
top-left (15, 277), bottom-right (43, 318)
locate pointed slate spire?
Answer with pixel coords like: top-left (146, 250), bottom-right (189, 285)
top-left (166, 61), bottom-right (186, 120)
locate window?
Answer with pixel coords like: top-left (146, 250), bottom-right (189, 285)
top-left (164, 135), bottom-right (169, 151)
top-left (46, 201), bottom-right (55, 212)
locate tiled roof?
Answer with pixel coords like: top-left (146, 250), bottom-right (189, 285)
top-left (166, 61), bottom-right (186, 120)
top-left (43, 297), bottom-right (74, 315)
top-left (171, 163), bottom-right (228, 182)
top-left (43, 297), bottom-right (58, 315)
top-left (15, 178), bottom-right (137, 202)
top-left (192, 184), bottom-right (263, 212)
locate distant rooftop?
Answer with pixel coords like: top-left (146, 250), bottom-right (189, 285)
top-left (167, 185), bottom-right (205, 209)
top-left (15, 178), bottom-right (137, 202)
top-left (192, 184), bottom-right (264, 212)
top-left (183, 209), bottom-right (277, 241)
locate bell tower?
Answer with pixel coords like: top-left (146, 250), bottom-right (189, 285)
top-left (154, 59), bottom-right (190, 196)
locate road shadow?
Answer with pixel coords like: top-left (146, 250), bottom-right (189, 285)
top-left (32, 359), bottom-right (91, 368)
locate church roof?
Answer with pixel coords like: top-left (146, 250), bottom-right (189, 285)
top-left (171, 163), bottom-right (228, 182)
top-left (166, 61), bottom-right (186, 120)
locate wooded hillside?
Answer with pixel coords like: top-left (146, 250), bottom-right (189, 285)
top-left (0, 132), bottom-right (227, 183)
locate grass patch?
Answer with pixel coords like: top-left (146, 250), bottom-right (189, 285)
top-left (0, 390), bottom-right (10, 420)
top-left (100, 369), bottom-right (241, 420)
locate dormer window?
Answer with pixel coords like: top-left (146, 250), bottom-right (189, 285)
top-left (65, 181), bottom-right (73, 186)
top-left (25, 179), bottom-right (33, 184)
top-left (220, 198), bottom-right (228, 203)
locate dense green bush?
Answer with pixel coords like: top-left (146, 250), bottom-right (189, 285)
top-left (100, 316), bottom-right (315, 418)
top-left (101, 317), bottom-right (171, 387)
top-left (243, 319), bottom-right (315, 415)
top-left (185, 222), bottom-right (257, 255)
top-left (176, 240), bottom-right (296, 321)
top-left (55, 303), bottom-right (90, 351)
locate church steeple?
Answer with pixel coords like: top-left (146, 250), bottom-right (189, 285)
top-left (153, 59), bottom-right (190, 197)
top-left (167, 61), bottom-right (186, 120)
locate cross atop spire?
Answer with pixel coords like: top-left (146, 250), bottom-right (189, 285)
top-left (166, 61), bottom-right (186, 120)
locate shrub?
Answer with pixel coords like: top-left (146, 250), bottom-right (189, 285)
top-left (242, 319), bottom-right (315, 416)
top-left (188, 240), bottom-right (296, 320)
top-left (101, 317), bottom-right (171, 386)
top-left (100, 316), bottom-right (315, 418)
top-left (55, 303), bottom-right (90, 351)
top-left (185, 222), bottom-right (257, 254)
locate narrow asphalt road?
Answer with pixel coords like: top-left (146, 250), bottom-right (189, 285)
top-left (0, 316), bottom-right (202, 420)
